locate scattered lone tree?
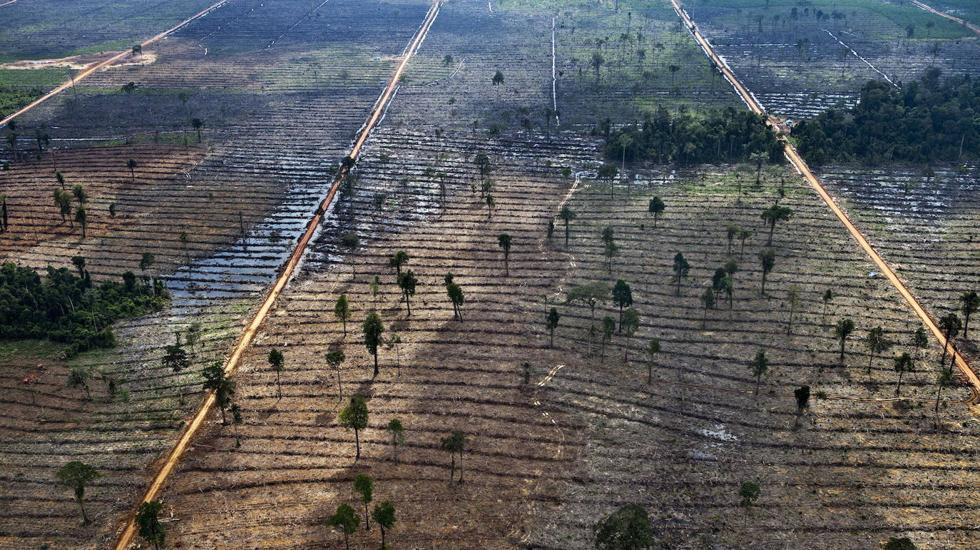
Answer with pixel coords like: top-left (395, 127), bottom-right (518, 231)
top-left (934, 366), bottom-right (955, 420)
top-left (136, 500), bottom-right (165, 550)
top-left (328, 503), bottom-right (359, 550)
top-left (739, 481), bottom-right (761, 506)
top-left (785, 286), bottom-right (800, 334)
top-left (758, 248), bottom-right (775, 295)
top-left (547, 307), bottom-right (561, 348)
top-left (75, 205), bottom-right (87, 238)
top-left (386, 419), bottom-right (405, 462)
top-left (127, 158), bottom-right (137, 182)
top-left (701, 287), bottom-right (715, 328)
top-left (388, 250), bottom-right (409, 276)
top-left (372, 501), bottom-right (397, 550)
top-left (335, 294), bottom-right (350, 336)
top-left (794, 385), bottom-right (810, 427)
top-left (398, 270), bottom-right (418, 316)
top-left (446, 274), bottom-right (464, 320)
top-left (612, 279), bottom-right (633, 332)
top-left (440, 430), bottom-right (466, 483)
top-left (325, 348), bottom-right (345, 400)
top-left (202, 363), bottom-right (235, 424)
top-left (865, 327), bottom-right (891, 375)
top-left (912, 327), bottom-right (929, 358)
top-left (67, 367), bottom-right (91, 400)
top-left (884, 537), bottom-right (918, 550)
top-left (498, 233), bottom-right (512, 276)
top-left (559, 205), bottom-right (576, 247)
top-left (600, 316), bottom-right (615, 361)
top-left (938, 313), bottom-right (961, 365)
top-left (672, 252), bottom-right (690, 296)
top-left (593, 504), bottom-right (653, 550)
top-left (567, 282), bottom-right (608, 325)
top-left (646, 339), bottom-right (660, 385)
top-left (492, 70), bottom-right (504, 85)
top-left (749, 349), bottom-right (769, 396)
top-left (353, 474), bottom-right (373, 531)
top-left (363, 312), bottom-right (385, 377)
top-left (56, 461), bottom-right (100, 525)
top-left (648, 196), bottom-right (665, 228)
top-left (340, 396), bottom-right (369, 462)
top-left (894, 352), bottom-right (914, 396)
top-left (960, 291), bottom-right (978, 338)
top-left (835, 318), bottom-right (855, 363)
top-left (760, 204), bottom-right (792, 245)
top-left (621, 308), bottom-right (640, 362)
top-left (191, 118), bottom-right (204, 142)
top-left (267, 348), bottom-right (284, 401)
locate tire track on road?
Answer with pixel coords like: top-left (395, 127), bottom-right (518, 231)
top-left (111, 1), bottom-right (443, 548)
top-left (668, 0), bottom-right (980, 400)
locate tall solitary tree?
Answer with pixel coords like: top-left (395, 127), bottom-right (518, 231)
top-left (372, 501), bottom-right (397, 550)
top-left (127, 159), bottom-right (137, 183)
top-left (758, 248), bottom-right (775, 295)
top-left (363, 312), bottom-right (384, 377)
top-left (388, 250), bottom-right (409, 276)
top-left (648, 196), bottom-right (665, 228)
top-left (325, 348), bottom-right (345, 400)
top-left (386, 419), bottom-right (405, 462)
top-left (612, 279), bottom-right (633, 332)
top-left (440, 430), bottom-right (466, 483)
top-left (672, 252), bottom-right (690, 296)
top-left (202, 363), bottom-right (235, 424)
top-left (938, 313), bottom-right (961, 365)
top-left (75, 205), bottom-right (87, 238)
top-left (136, 500), bottom-right (165, 550)
top-left (335, 294), bottom-right (350, 336)
top-left (601, 316), bottom-right (615, 362)
top-left (646, 339), bottom-right (660, 385)
top-left (701, 287), bottom-right (715, 328)
top-left (267, 348), bottom-right (284, 401)
top-left (621, 308), bottom-right (640, 362)
top-left (835, 318), bottom-right (856, 363)
top-left (340, 396), bottom-right (369, 462)
top-left (749, 349), bottom-right (769, 396)
top-left (893, 352), bottom-right (914, 396)
top-left (760, 204), bottom-right (792, 245)
top-left (56, 461), bottom-right (100, 525)
top-left (559, 205), bottom-right (575, 247)
top-left (353, 474), bottom-right (373, 530)
top-left (398, 270), bottom-right (418, 316)
top-left (960, 291), bottom-right (978, 338)
top-left (498, 233), bottom-right (512, 276)
top-left (864, 327), bottom-right (891, 375)
top-left (328, 503), bottom-right (358, 550)
top-left (547, 307), bottom-right (561, 348)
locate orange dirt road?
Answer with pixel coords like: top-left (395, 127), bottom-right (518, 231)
top-left (668, 0), bottom-right (980, 398)
top-left (111, 1), bottom-right (443, 548)
top-left (0, 0), bottom-right (229, 129)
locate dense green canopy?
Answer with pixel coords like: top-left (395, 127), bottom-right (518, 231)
top-left (0, 262), bottom-right (168, 356)
top-left (603, 106), bottom-right (783, 165)
top-left (795, 68), bottom-right (980, 164)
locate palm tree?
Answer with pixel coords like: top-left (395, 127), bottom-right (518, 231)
top-left (498, 233), bottom-right (512, 276)
top-left (672, 252), bottom-right (689, 296)
top-left (760, 204), bottom-right (792, 245)
top-left (961, 291), bottom-right (978, 338)
top-left (938, 313), bottom-right (961, 365)
top-left (864, 327), bottom-right (891, 375)
top-left (737, 229), bottom-right (751, 257)
top-left (559, 205), bottom-right (575, 247)
top-left (758, 248), bottom-right (775, 295)
top-left (56, 462), bottom-right (100, 524)
top-left (440, 430), bottom-right (466, 483)
top-left (893, 352), bottom-right (913, 396)
top-left (612, 280), bottom-right (633, 331)
top-left (397, 270), bottom-right (418, 316)
top-left (835, 318), bottom-right (855, 363)
top-left (267, 348), bottom-right (284, 401)
top-left (363, 312), bottom-right (384, 377)
top-left (617, 132), bottom-right (633, 172)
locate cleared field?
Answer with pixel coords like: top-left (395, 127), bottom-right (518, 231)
top-left (685, 0), bottom-right (980, 119)
top-left (0, 0), bottom-right (432, 547)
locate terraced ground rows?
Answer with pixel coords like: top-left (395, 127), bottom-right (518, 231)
top-left (684, 0), bottom-right (980, 119)
top-left (0, 0), bottom-right (432, 547)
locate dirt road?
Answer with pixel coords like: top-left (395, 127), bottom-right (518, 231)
top-left (911, 0), bottom-right (980, 38)
top-left (0, 0), bottom-right (229, 129)
top-left (668, 0), bottom-right (980, 399)
top-left (111, 1), bottom-right (443, 548)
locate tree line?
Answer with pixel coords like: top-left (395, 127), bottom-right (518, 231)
top-left (601, 105), bottom-right (783, 166)
top-left (794, 68), bottom-right (980, 164)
